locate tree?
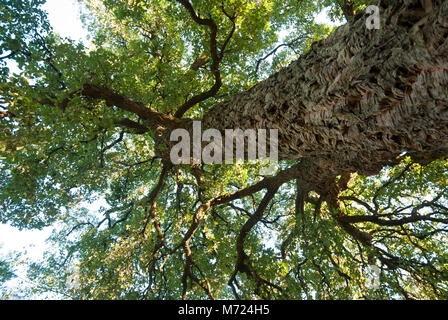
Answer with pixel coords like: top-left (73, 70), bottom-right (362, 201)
top-left (0, 245), bottom-right (16, 299)
top-left (1, 0), bottom-right (448, 299)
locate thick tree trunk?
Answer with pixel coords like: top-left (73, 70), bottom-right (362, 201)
top-left (199, 0), bottom-right (448, 176)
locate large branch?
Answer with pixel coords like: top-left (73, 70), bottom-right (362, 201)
top-left (210, 157), bottom-right (339, 207)
top-left (200, 0), bottom-right (448, 176)
top-left (174, 0), bottom-right (222, 118)
top-left (228, 187), bottom-right (283, 298)
top-left (82, 84), bottom-right (186, 129)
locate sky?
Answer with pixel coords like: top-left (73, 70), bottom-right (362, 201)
top-left (42, 0), bottom-right (89, 41)
top-left (0, 0), bottom-right (339, 297)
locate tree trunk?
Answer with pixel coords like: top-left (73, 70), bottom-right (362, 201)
top-left (198, 0), bottom-right (448, 177)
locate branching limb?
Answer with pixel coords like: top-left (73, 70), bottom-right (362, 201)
top-left (228, 187), bottom-right (282, 298)
top-left (114, 118), bottom-right (149, 134)
top-left (174, 0), bottom-right (223, 118)
top-left (219, 1), bottom-right (237, 61)
top-left (141, 162), bottom-right (173, 238)
top-left (254, 35), bottom-right (309, 74)
top-left (82, 84), bottom-right (185, 129)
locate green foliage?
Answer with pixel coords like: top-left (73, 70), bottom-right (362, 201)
top-left (1, 0), bottom-right (447, 300)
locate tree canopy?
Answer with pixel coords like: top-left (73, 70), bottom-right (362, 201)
top-left (1, 0), bottom-right (448, 299)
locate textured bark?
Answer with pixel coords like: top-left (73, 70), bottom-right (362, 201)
top-left (200, 0), bottom-right (448, 176)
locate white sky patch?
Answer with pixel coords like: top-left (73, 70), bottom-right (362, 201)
top-left (0, 225), bottom-right (50, 260)
top-left (315, 8), bottom-right (344, 27)
top-left (42, 0), bottom-right (89, 42)
top-left (0, 225), bottom-right (52, 299)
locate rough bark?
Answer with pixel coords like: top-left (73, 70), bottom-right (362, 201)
top-left (78, 0), bottom-right (448, 186)
top-left (199, 0), bottom-right (448, 176)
